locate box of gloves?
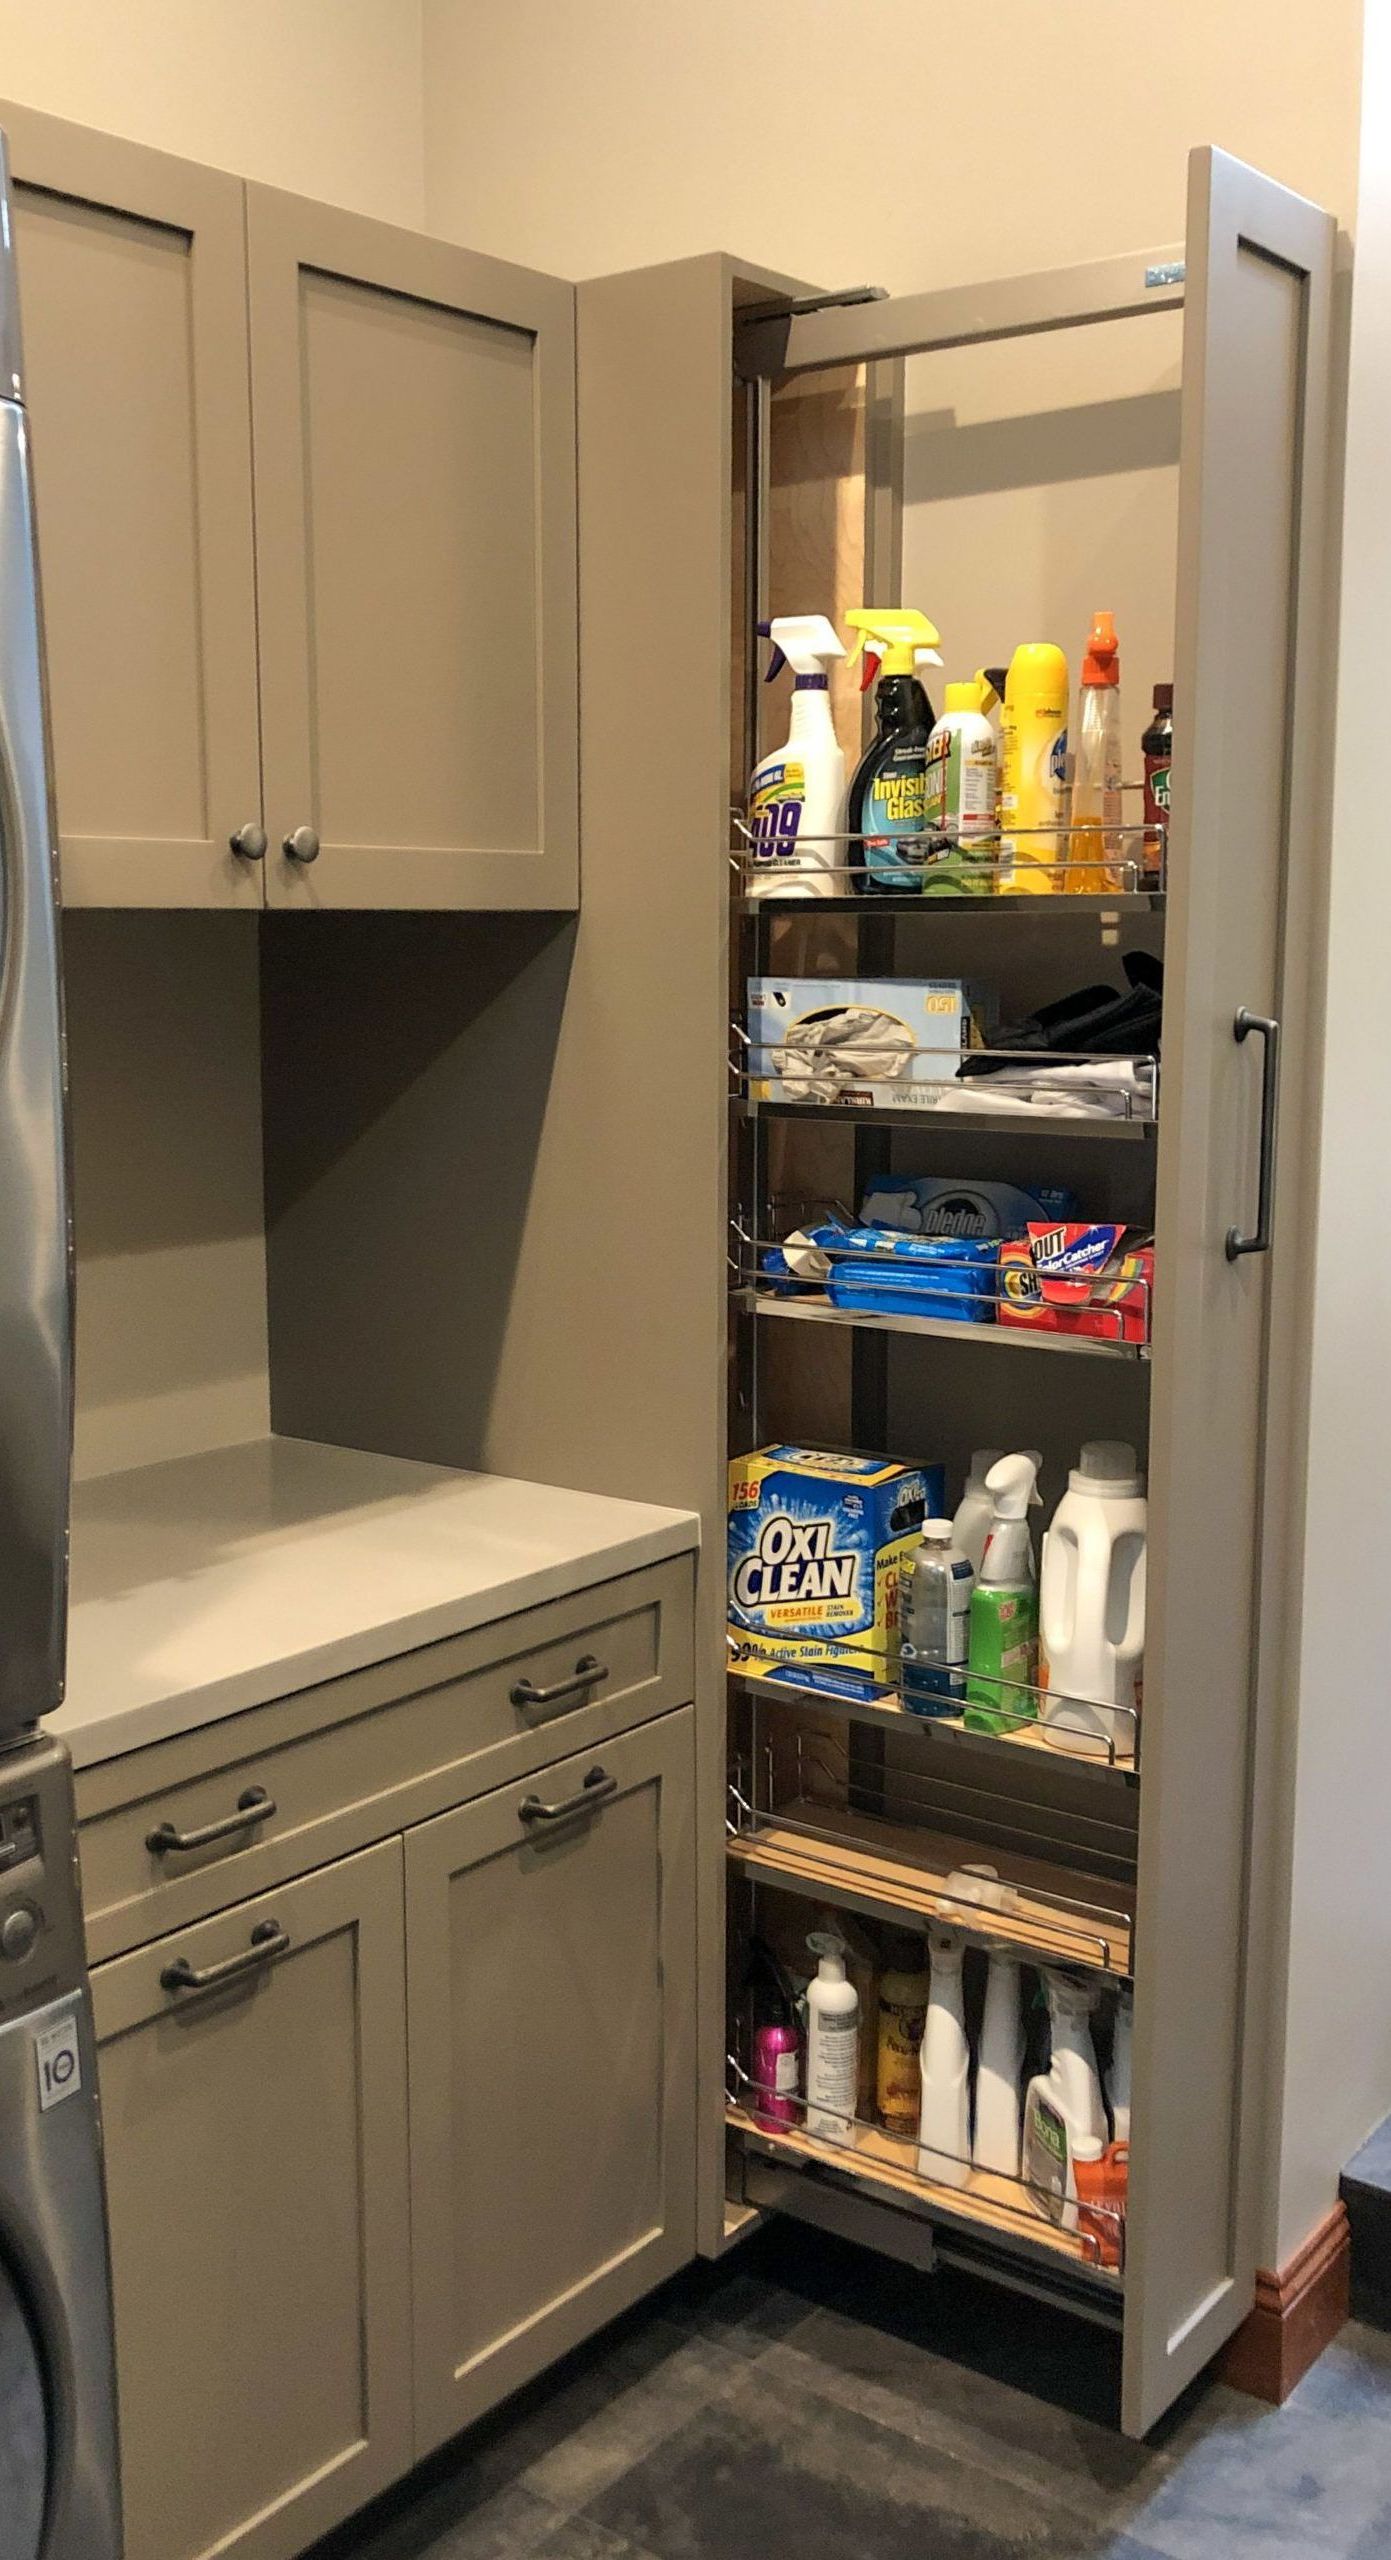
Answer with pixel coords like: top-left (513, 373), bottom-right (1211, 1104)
top-left (747, 977), bottom-right (990, 1110)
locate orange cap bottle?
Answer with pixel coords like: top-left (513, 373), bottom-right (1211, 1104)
top-left (1081, 611), bottom-right (1120, 687)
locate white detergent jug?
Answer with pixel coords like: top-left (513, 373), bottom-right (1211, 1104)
top-left (1039, 1441), bottom-right (1146, 1758)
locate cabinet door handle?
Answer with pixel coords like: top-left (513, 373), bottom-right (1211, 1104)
top-left (518, 1766), bottom-right (618, 1826)
top-left (160, 1918), bottom-right (289, 1996)
top-left (283, 825), bottom-right (320, 864)
top-left (1226, 1008), bottom-right (1282, 1261)
top-left (229, 822), bottom-right (267, 861)
top-left (510, 1655), bottom-right (609, 1712)
top-left (146, 1787), bottom-right (276, 1857)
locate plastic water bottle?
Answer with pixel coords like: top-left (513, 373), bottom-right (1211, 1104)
top-left (900, 1521), bottom-right (974, 1715)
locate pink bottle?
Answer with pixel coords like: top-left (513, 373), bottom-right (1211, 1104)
top-left (747, 1939), bottom-right (802, 2129)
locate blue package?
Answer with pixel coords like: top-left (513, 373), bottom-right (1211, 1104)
top-left (861, 1176), bottom-right (1079, 1239)
top-left (822, 1228), bottom-right (999, 1323)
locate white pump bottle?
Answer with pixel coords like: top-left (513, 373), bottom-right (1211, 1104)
top-left (747, 615), bottom-right (847, 898)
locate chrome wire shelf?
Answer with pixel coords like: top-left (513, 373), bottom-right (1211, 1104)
top-left (732, 1028), bottom-right (1159, 1135)
top-left (732, 1223), bottom-right (1153, 1360)
top-left (724, 2054), bottom-right (1126, 2283)
top-left (727, 1633), bottom-right (1140, 1778)
top-left (733, 816), bottom-right (1166, 913)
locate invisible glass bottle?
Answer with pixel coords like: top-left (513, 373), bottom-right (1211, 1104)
top-left (900, 1519), bottom-right (974, 1715)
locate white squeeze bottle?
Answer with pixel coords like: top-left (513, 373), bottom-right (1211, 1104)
top-left (1039, 1441), bottom-right (1147, 1758)
top-left (952, 1450), bottom-right (1004, 1576)
top-left (918, 1927), bottom-right (971, 2189)
top-left (746, 615), bottom-right (847, 898)
top-left (805, 1939), bottom-right (860, 2146)
top-left (973, 1951), bottom-right (1024, 2177)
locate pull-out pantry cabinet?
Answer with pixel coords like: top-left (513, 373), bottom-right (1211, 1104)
top-left (561, 147), bottom-right (1338, 2437)
top-left (2, 100), bottom-right (578, 911)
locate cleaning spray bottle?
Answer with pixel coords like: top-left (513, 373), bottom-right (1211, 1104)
top-left (746, 615), bottom-right (848, 897)
top-left (1067, 612), bottom-right (1124, 892)
top-left (917, 1926), bottom-right (971, 2188)
top-left (973, 1952), bottom-right (1025, 2176)
top-left (999, 642), bottom-right (1069, 892)
top-left (953, 1449), bottom-right (1005, 1576)
top-left (1023, 1969), bottom-right (1108, 2227)
top-left (965, 1453), bottom-right (1042, 1734)
top-left (923, 672), bottom-right (1000, 894)
top-left (1106, 1985), bottom-right (1133, 2141)
top-left (844, 609), bottom-right (945, 895)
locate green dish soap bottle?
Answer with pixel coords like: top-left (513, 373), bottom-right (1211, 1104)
top-left (965, 1452), bottom-right (1042, 1734)
top-left (844, 609), bottom-right (944, 895)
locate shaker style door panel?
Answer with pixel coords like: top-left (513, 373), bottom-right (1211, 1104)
top-left (91, 1841), bottom-right (413, 2560)
top-left (2, 103), bottom-right (264, 907)
top-left (246, 186), bottom-right (578, 910)
top-left (1123, 150), bottom-right (1335, 2435)
top-left (406, 1707), bottom-right (696, 2452)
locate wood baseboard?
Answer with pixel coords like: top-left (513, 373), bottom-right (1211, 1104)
top-left (1219, 2203), bottom-right (1351, 2403)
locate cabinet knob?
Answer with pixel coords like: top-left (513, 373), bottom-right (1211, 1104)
top-left (283, 826), bottom-right (320, 865)
top-left (229, 823), bottom-right (267, 861)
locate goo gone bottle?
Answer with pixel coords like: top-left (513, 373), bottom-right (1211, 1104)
top-left (746, 616), bottom-right (847, 898)
top-left (844, 609), bottom-right (944, 894)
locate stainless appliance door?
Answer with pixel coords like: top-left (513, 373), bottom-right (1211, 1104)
top-left (0, 1988), bottom-right (120, 2560)
top-left (0, 2241), bottom-right (48, 2560)
top-left (0, 392), bottom-right (73, 1735)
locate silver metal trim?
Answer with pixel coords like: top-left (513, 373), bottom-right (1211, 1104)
top-left (0, 135), bottom-right (23, 404)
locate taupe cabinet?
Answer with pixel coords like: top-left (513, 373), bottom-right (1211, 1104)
top-left (78, 1559), bottom-right (695, 2560)
top-left (4, 101), bottom-right (578, 912)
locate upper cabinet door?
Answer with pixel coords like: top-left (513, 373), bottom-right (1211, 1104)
top-left (246, 187), bottom-right (579, 911)
top-left (2, 104), bottom-right (264, 907)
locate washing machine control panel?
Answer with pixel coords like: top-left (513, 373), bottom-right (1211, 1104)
top-left (0, 1792), bottom-right (40, 1873)
top-left (0, 1737), bottom-right (85, 2021)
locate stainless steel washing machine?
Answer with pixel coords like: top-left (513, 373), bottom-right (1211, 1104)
top-left (0, 1733), bottom-right (120, 2560)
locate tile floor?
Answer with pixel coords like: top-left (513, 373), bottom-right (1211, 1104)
top-left (314, 2226), bottom-right (1391, 2560)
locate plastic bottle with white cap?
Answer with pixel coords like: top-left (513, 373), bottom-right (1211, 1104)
top-left (1039, 1440), bottom-right (1147, 1758)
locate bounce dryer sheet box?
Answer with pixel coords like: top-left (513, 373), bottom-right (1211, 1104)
top-left (747, 978), bottom-right (990, 1110)
top-left (998, 1224), bottom-right (1155, 1345)
top-left (727, 1446), bottom-right (945, 1694)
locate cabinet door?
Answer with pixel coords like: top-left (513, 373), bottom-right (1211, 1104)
top-left (246, 186), bottom-right (578, 911)
top-left (406, 1706), bottom-right (696, 2452)
top-left (2, 103), bottom-right (263, 907)
top-left (91, 1840), bottom-right (412, 2560)
top-left (1124, 152), bottom-right (1336, 2433)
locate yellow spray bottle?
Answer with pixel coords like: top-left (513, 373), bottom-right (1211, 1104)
top-left (844, 609), bottom-right (944, 895)
top-left (999, 642), bottom-right (1069, 893)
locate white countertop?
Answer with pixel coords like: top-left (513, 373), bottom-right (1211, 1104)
top-left (55, 1436), bottom-right (699, 1769)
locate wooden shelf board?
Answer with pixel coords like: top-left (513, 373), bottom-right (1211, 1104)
top-left (727, 1799), bottom-right (1133, 1977)
top-left (726, 2102), bottom-right (1121, 2285)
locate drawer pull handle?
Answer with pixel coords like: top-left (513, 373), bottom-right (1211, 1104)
top-left (146, 1788), bottom-right (277, 1857)
top-left (160, 1919), bottom-right (289, 1996)
top-left (510, 1655), bottom-right (608, 1712)
top-left (518, 1766), bottom-right (618, 1827)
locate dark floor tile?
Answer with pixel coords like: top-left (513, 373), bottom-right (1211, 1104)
top-left (660, 2256), bottom-right (816, 2362)
top-left (535, 2516), bottom-right (661, 2560)
top-left (583, 2352), bottom-right (1133, 2560)
top-left (1120, 2394), bottom-right (1391, 2559)
top-left (318, 2479), bottom-right (559, 2560)
top-left (1282, 2319), bottom-right (1391, 2420)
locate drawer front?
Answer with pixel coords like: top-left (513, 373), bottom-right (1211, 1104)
top-left (78, 1554), bottom-right (693, 1961)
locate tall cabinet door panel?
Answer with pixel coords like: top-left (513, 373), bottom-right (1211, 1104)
top-left (406, 1707), bottom-right (696, 2453)
top-left (91, 1841), bottom-right (413, 2560)
top-left (246, 186), bottom-right (578, 911)
top-left (1125, 150), bottom-right (1335, 2434)
top-left (2, 103), bottom-right (263, 907)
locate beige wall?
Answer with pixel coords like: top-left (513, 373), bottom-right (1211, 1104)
top-left (421, 0), bottom-right (1361, 286)
top-left (1271, 4), bottom-right (1391, 2264)
top-left (0, 0), bottom-right (425, 223)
